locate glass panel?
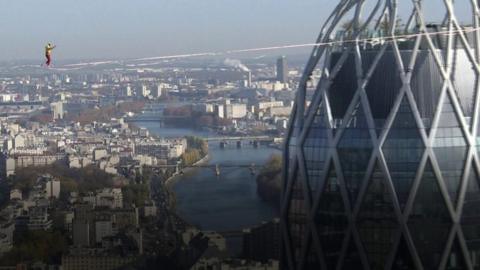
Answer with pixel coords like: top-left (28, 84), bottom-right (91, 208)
top-left (410, 51), bottom-right (444, 132)
top-left (304, 238), bottom-right (320, 270)
top-left (357, 162), bottom-right (398, 270)
top-left (364, 49), bottom-right (403, 133)
top-left (328, 52), bottom-right (358, 120)
top-left (433, 94), bottom-right (467, 206)
top-left (303, 102), bottom-right (329, 198)
top-left (383, 96), bottom-right (424, 210)
top-left (287, 172), bottom-right (308, 264)
top-left (446, 238), bottom-right (467, 270)
top-left (460, 165), bottom-right (480, 270)
top-left (316, 164), bottom-right (348, 270)
top-left (391, 236), bottom-right (416, 270)
top-left (408, 161), bottom-right (452, 270)
top-left (342, 237), bottom-right (364, 270)
top-left (337, 102), bottom-right (373, 206)
top-left (450, 47), bottom-right (477, 127)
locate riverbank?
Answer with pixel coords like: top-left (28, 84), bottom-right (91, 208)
top-left (255, 155), bottom-right (282, 210)
top-left (165, 153), bottom-right (210, 188)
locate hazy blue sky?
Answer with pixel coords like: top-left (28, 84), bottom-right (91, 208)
top-left (0, 0), bottom-right (469, 61)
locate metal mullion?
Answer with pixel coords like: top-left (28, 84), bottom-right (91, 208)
top-left (281, 160), bottom-right (298, 218)
top-left (350, 222), bottom-right (372, 270)
top-left (311, 152), bottom-right (335, 214)
top-left (376, 139), bottom-right (409, 267)
top-left (426, 148), bottom-right (458, 221)
top-left (455, 149), bottom-right (475, 221)
top-left (331, 148), bottom-right (359, 270)
top-left (446, 83), bottom-right (476, 146)
top-left (404, 5), bottom-right (418, 34)
top-left (402, 150), bottom-right (429, 220)
top-left (359, 88), bottom-right (379, 144)
top-left (457, 223), bottom-right (475, 270)
top-left (308, 225), bottom-right (329, 270)
top-left (468, 0), bottom-right (480, 62)
top-left (440, 2), bottom-right (477, 147)
top-left (445, 6), bottom-right (454, 71)
top-left (351, 151), bottom-right (378, 218)
top-left (281, 223), bottom-right (296, 270)
top-left (377, 88), bottom-right (406, 146)
top-left (389, 40), bottom-right (406, 83)
top-left (307, 157), bottom-right (331, 267)
top-left (299, 48), bottom-right (352, 145)
top-left (412, 1), bottom-right (451, 80)
top-left (296, 147), bottom-right (316, 268)
top-left (297, 228), bottom-right (312, 270)
top-left (296, 42), bottom-right (347, 269)
top-left (402, 226), bottom-right (425, 270)
top-left (412, 3), bottom-right (458, 151)
top-left (357, 0), bottom-right (384, 36)
top-left (461, 0), bottom-right (480, 143)
top-left (302, 46), bottom-right (333, 122)
top-left (333, 93), bottom-right (362, 145)
top-left (406, 34), bottom-right (424, 74)
top-left (426, 82), bottom-right (449, 147)
top-left (300, 0), bottom-right (357, 91)
top-left (473, 140), bottom-right (480, 172)
top-left (403, 33), bottom-right (431, 146)
top-left (470, 71), bottom-right (480, 136)
top-left (308, 157), bottom-right (336, 268)
top-left (443, 0), bottom-right (480, 73)
top-left (311, 102), bottom-right (338, 215)
top-left (402, 86), bottom-right (430, 146)
top-left (438, 223), bottom-right (459, 270)
top-left (384, 228), bottom-right (403, 270)
top-left (331, 149), bottom-right (355, 218)
top-left (377, 147), bottom-right (404, 221)
top-left (373, 5), bottom-right (389, 32)
top-left (335, 228), bottom-right (354, 270)
top-left (401, 151), bottom-right (429, 270)
top-left (332, 42), bottom-right (389, 145)
top-left (323, 88), bottom-right (336, 133)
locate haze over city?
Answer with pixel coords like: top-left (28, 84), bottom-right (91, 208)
top-left (0, 0), bottom-right (479, 269)
top-left (1, 0), bottom-right (472, 62)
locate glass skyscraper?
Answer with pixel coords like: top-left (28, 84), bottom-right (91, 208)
top-left (281, 1), bottom-right (480, 269)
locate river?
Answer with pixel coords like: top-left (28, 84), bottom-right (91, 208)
top-left (135, 122), bottom-right (280, 232)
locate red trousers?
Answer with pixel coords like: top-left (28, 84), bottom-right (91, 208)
top-left (45, 54), bottom-right (51, 66)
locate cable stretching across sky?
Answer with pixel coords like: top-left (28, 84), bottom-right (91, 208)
top-left (64, 26), bottom-right (480, 68)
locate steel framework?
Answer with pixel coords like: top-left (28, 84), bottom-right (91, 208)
top-left (282, 0), bottom-right (480, 269)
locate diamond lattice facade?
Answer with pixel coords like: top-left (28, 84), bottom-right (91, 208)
top-left (282, 1), bottom-right (480, 269)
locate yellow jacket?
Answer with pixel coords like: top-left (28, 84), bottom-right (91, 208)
top-left (45, 44), bottom-right (55, 55)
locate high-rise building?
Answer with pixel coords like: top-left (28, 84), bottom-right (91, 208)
top-left (51, 101), bottom-right (64, 120)
top-left (243, 218), bottom-right (280, 262)
top-left (124, 85), bottom-right (132, 97)
top-left (276, 56), bottom-right (288, 83)
top-left (282, 1), bottom-right (480, 269)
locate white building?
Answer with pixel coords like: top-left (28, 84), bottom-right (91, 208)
top-left (9, 189), bottom-right (22, 200)
top-left (96, 188), bottom-right (123, 209)
top-left (224, 103), bottom-right (247, 119)
top-left (95, 220), bottom-right (114, 243)
top-left (141, 85), bottom-right (149, 97)
top-left (124, 85), bottom-right (132, 97)
top-left (51, 102), bottom-right (64, 120)
top-left (13, 134), bottom-right (25, 149)
top-left (45, 179), bottom-right (61, 199)
top-left (93, 148), bottom-right (108, 161)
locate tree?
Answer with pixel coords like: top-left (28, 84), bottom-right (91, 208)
top-left (0, 230), bottom-right (67, 265)
top-left (256, 155), bottom-right (283, 209)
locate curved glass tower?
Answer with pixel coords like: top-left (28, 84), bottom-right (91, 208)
top-left (282, 0), bottom-right (480, 269)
